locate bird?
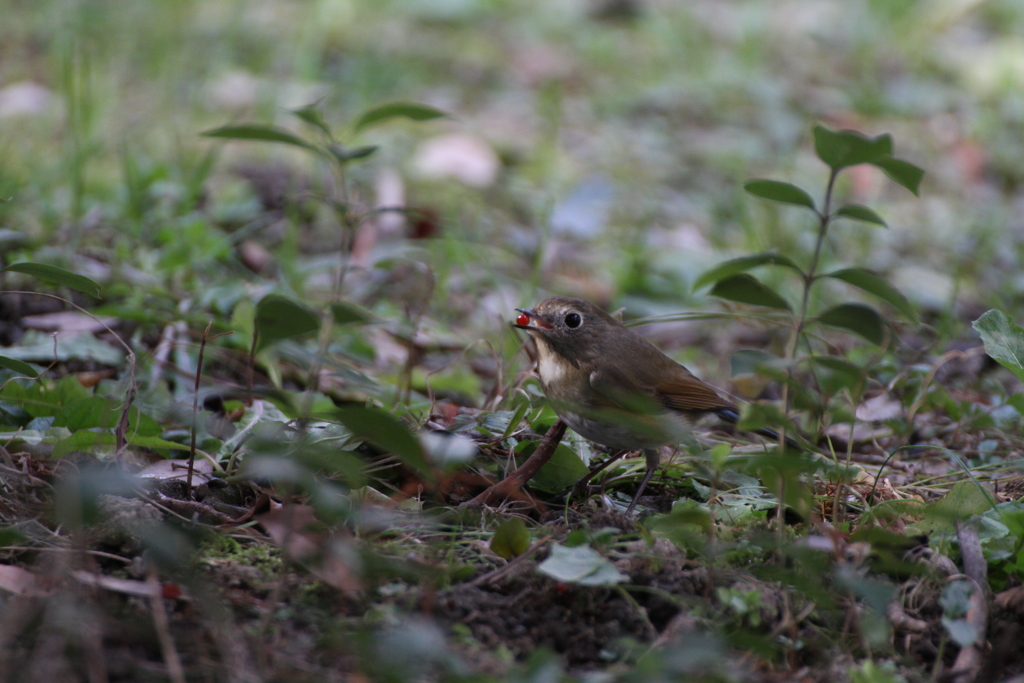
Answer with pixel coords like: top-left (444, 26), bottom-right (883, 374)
top-left (513, 296), bottom-right (793, 513)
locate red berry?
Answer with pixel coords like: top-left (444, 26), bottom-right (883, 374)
top-left (161, 582), bottom-right (183, 599)
top-left (516, 313), bottom-right (530, 326)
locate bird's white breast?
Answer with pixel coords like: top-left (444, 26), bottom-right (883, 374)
top-left (536, 350), bottom-right (567, 385)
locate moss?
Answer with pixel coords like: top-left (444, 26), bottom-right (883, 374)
top-left (198, 535), bottom-right (284, 578)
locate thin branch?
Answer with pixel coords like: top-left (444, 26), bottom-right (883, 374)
top-left (459, 420), bottom-right (567, 509)
top-left (188, 322), bottom-right (213, 497)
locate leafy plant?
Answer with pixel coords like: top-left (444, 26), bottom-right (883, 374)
top-left (203, 101), bottom-right (446, 395)
top-left (716, 586), bottom-right (765, 628)
top-left (193, 102), bottom-right (455, 522)
top-left (536, 543), bottom-right (627, 586)
top-left (973, 309), bottom-right (1024, 383)
top-left (696, 125), bottom-right (923, 449)
top-left (203, 101), bottom-right (446, 302)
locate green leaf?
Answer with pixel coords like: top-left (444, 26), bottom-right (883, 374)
top-left (810, 356), bottom-right (865, 396)
top-left (693, 252), bottom-right (802, 291)
top-left (823, 267), bottom-right (917, 321)
top-left (834, 204), bottom-right (887, 227)
top-left (973, 309), bottom-right (1024, 382)
top-left (0, 330), bottom-right (124, 366)
top-left (110, 403), bottom-right (162, 438)
top-left (709, 274), bottom-right (792, 311)
top-left (0, 526), bottom-right (27, 547)
top-left (500, 400), bottom-right (531, 442)
top-left (421, 431), bottom-right (476, 469)
top-left (54, 397), bottom-right (118, 431)
top-left (0, 374), bottom-right (88, 418)
top-left (536, 543), bottom-right (627, 586)
top-left (289, 103), bottom-right (331, 137)
top-left (231, 298), bottom-right (255, 339)
top-left (743, 180), bottom-right (816, 210)
top-left (940, 579), bottom-right (973, 618)
top-left (942, 616), bottom-right (980, 648)
top-left (813, 125), bottom-right (893, 171)
top-left (125, 435), bottom-right (192, 451)
top-left (736, 401), bottom-right (796, 435)
top-left (334, 404), bottom-right (431, 476)
top-left (3, 262), bottom-right (101, 298)
top-left (816, 303), bottom-right (886, 345)
top-left (0, 356), bottom-right (39, 377)
top-left (532, 448), bottom-right (589, 491)
top-left (241, 454), bottom-right (311, 488)
top-left (1007, 394), bottom-right (1024, 418)
top-left (330, 301), bottom-right (375, 325)
top-left (201, 124), bottom-right (321, 154)
top-left (873, 155), bottom-right (925, 196)
top-left (52, 429), bottom-right (116, 458)
top-left (327, 143), bottom-right (379, 165)
top-left (352, 102), bottom-right (447, 133)
top-left (927, 481), bottom-right (996, 530)
top-left (515, 442), bottom-right (588, 493)
top-left (490, 517), bottom-right (530, 559)
top-left (645, 499), bottom-right (713, 550)
top-left (254, 294), bottom-right (321, 351)
top-left (729, 349), bottom-right (777, 376)
top-left (54, 398), bottom-right (162, 437)
top-left (999, 508), bottom-right (1024, 539)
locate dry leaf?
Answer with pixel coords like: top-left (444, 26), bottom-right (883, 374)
top-left (412, 133), bottom-right (499, 188)
top-left (21, 311), bottom-right (116, 335)
top-left (257, 504), bottom-right (363, 595)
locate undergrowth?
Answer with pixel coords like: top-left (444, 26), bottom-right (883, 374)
top-left (3, 2), bottom-right (1024, 680)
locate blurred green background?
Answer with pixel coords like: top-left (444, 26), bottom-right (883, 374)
top-left (3, 0), bottom-right (1024, 353)
top-left (4, 2), bottom-right (1024, 678)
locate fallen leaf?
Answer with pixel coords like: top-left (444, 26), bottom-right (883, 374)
top-left (412, 133), bottom-right (499, 188)
top-left (856, 392), bottom-right (903, 422)
top-left (21, 311), bottom-right (117, 335)
top-left (0, 564), bottom-right (53, 596)
top-left (71, 570), bottom-right (189, 599)
top-left (258, 504), bottom-right (363, 594)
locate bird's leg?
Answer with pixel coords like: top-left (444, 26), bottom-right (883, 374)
top-left (626, 449), bottom-right (661, 515)
top-left (569, 449), bottom-right (629, 500)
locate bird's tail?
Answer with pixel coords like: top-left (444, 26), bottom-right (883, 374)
top-left (715, 408), bottom-right (802, 451)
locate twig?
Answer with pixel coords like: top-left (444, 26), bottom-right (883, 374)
top-left (113, 374), bottom-right (137, 456)
top-left (150, 322), bottom-right (178, 386)
top-left (956, 520), bottom-right (990, 598)
top-left (469, 533), bottom-right (556, 586)
top-left (849, 452), bottom-right (913, 471)
top-left (947, 521), bottom-right (990, 683)
top-left (149, 491), bottom-right (237, 525)
top-left (458, 420), bottom-right (567, 509)
top-left (255, 502), bottom-right (299, 666)
top-left (148, 569), bottom-right (187, 683)
top-left (948, 575), bottom-right (988, 683)
top-left (247, 329), bottom-right (258, 394)
top-left (188, 322), bottom-right (213, 497)
top-left (886, 601), bottom-right (928, 633)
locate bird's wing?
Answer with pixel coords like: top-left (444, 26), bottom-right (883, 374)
top-left (589, 363), bottom-right (734, 415)
top-left (653, 373), bottom-right (736, 414)
top-left (588, 366), bottom-right (664, 414)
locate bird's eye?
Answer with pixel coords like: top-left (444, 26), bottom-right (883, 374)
top-left (564, 312), bottom-right (582, 328)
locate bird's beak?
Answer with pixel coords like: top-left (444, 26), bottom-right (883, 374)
top-left (513, 308), bottom-right (553, 331)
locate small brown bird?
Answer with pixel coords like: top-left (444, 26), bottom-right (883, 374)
top-left (514, 296), bottom-right (788, 513)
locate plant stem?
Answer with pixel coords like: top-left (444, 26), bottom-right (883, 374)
top-left (794, 168), bottom-right (838, 346)
top-left (779, 169), bottom-right (839, 447)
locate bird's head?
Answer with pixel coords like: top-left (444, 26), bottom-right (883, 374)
top-left (513, 297), bottom-right (621, 366)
